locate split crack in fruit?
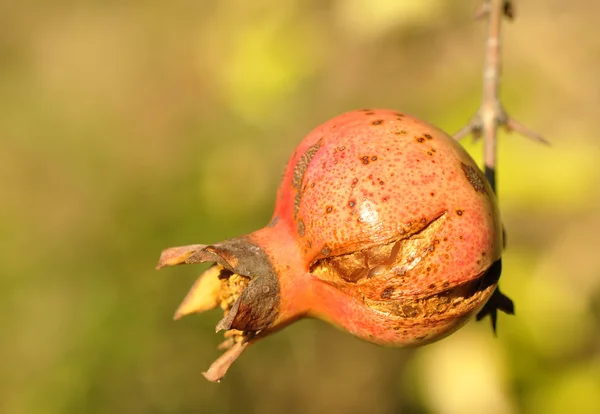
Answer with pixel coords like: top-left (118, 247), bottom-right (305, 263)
top-left (156, 109), bottom-right (514, 382)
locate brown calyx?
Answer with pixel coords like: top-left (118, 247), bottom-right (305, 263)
top-left (157, 237), bottom-right (280, 332)
top-left (156, 236), bottom-right (282, 382)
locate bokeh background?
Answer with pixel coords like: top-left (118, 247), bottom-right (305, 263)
top-left (2, 0), bottom-right (599, 413)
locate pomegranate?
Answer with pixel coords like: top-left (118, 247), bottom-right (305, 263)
top-left (157, 109), bottom-right (514, 382)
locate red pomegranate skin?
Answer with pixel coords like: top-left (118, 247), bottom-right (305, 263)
top-left (267, 108), bottom-right (501, 343)
top-left (157, 109), bottom-right (505, 381)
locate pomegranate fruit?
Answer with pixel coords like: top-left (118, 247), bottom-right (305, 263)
top-left (157, 109), bottom-right (514, 382)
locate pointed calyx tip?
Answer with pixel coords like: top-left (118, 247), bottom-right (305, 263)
top-left (156, 244), bottom-right (206, 269)
top-left (202, 341), bottom-right (249, 383)
top-left (172, 265), bottom-right (223, 319)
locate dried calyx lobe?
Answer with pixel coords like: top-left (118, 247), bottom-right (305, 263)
top-left (158, 237), bottom-right (281, 332)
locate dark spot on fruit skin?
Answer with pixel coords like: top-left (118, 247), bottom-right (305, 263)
top-left (297, 219), bottom-right (305, 237)
top-left (427, 151), bottom-right (433, 156)
top-left (429, 284), bottom-right (436, 289)
top-left (326, 206), bottom-right (333, 213)
top-left (424, 134), bottom-right (432, 139)
top-left (267, 215), bottom-right (279, 227)
top-left (460, 162), bottom-right (487, 193)
top-left (443, 282), bottom-right (450, 288)
top-left (372, 119), bottom-right (384, 125)
top-left (292, 139), bottom-right (323, 218)
top-left (456, 210), bottom-right (463, 216)
top-left (293, 140), bottom-right (322, 190)
top-left (415, 335), bottom-right (427, 341)
top-left (459, 235), bottom-right (464, 240)
top-left (339, 146), bottom-right (345, 151)
top-left (381, 286), bottom-right (394, 299)
top-left (365, 112), bottom-right (375, 115)
top-left (482, 252), bottom-right (487, 257)
top-left (395, 130), bottom-right (407, 135)
top-left (379, 181), bottom-right (384, 185)
top-left (348, 200), bottom-right (356, 207)
top-left (307, 241), bottom-right (312, 248)
top-left (362, 156), bottom-right (370, 165)
top-left (371, 156), bottom-right (378, 161)
top-left (293, 193), bottom-right (302, 217)
top-left (321, 245), bottom-right (331, 256)
top-left (430, 192), bottom-right (435, 196)
top-left (417, 137), bottom-right (425, 143)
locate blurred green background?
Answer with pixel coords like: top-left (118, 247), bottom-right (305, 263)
top-left (2, 0), bottom-right (599, 413)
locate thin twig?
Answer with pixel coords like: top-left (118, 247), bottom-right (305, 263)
top-left (457, 0), bottom-right (545, 333)
top-left (454, 0), bottom-right (548, 192)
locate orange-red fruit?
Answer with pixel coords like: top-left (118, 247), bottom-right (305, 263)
top-left (157, 109), bottom-right (507, 382)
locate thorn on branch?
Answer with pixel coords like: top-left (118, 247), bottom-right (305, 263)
top-left (505, 117), bottom-right (550, 145)
top-left (454, 107), bottom-right (549, 145)
top-left (503, 1), bottom-right (515, 20)
top-left (474, 0), bottom-right (515, 20)
top-left (453, 114), bottom-right (482, 141)
top-left (474, 3), bottom-right (491, 20)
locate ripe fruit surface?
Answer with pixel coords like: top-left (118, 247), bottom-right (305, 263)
top-left (157, 109), bottom-right (506, 382)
